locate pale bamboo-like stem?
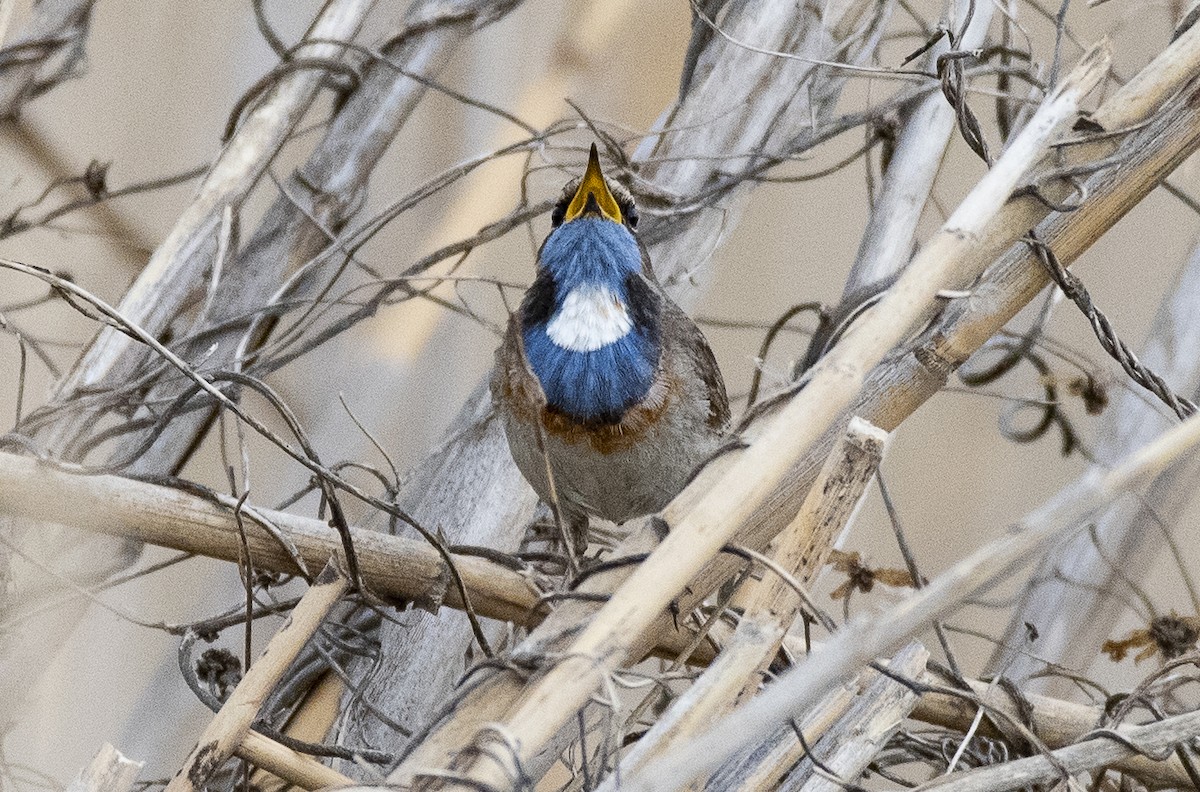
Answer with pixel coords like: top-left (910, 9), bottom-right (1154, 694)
top-left (600, 418), bottom-right (887, 787)
top-left (628, 403), bottom-right (1200, 791)
top-left (236, 731), bottom-right (355, 791)
top-left (911, 676), bottom-right (1195, 788)
top-left (247, 671), bottom-right (347, 792)
top-left (444, 43), bottom-right (1110, 792)
top-left (66, 743), bottom-right (143, 792)
top-left (52, 0), bottom-right (375, 398)
top-left (0, 450), bottom-right (541, 624)
top-left (707, 680), bottom-right (863, 792)
top-left (708, 645), bottom-right (927, 792)
top-left (165, 563), bottom-right (350, 792)
top-left (635, 0), bottom-right (890, 298)
top-left (786, 642), bottom-right (928, 792)
top-left (596, 617), bottom-right (786, 792)
top-left (842, 0), bottom-right (994, 295)
top-left (909, 707), bottom-right (1200, 792)
top-left (735, 416), bottom-right (888, 644)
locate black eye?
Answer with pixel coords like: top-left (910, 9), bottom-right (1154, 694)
top-left (625, 205), bottom-right (639, 229)
top-left (551, 203), bottom-right (566, 227)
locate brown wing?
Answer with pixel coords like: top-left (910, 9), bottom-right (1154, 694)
top-left (657, 290), bottom-right (730, 431)
top-left (492, 314), bottom-right (546, 427)
top-left (632, 238), bottom-right (729, 430)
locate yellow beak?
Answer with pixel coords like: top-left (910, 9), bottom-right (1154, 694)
top-left (563, 143), bottom-right (623, 224)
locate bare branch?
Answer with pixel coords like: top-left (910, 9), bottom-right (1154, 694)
top-left (0, 0), bottom-right (97, 118)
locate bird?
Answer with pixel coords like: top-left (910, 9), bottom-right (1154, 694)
top-left (491, 143), bottom-right (730, 553)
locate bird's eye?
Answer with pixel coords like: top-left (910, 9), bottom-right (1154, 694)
top-left (551, 203), bottom-right (566, 228)
top-left (625, 205), bottom-right (639, 229)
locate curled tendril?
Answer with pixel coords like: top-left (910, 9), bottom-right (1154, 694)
top-left (961, 342), bottom-right (1083, 456)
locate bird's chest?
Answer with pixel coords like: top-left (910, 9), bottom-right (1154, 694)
top-left (520, 281), bottom-right (661, 426)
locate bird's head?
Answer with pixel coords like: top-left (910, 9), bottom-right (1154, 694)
top-left (519, 144), bottom-right (661, 424)
top-left (550, 143), bottom-right (639, 231)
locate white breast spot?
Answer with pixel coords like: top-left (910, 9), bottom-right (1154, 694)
top-left (547, 284), bottom-right (633, 352)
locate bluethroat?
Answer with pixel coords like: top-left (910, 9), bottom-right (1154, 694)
top-left (492, 144), bottom-right (730, 551)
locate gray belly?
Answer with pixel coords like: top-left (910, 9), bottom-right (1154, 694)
top-left (499, 403), bottom-right (722, 525)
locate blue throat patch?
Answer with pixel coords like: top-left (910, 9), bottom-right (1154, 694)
top-left (522, 218), bottom-right (660, 424)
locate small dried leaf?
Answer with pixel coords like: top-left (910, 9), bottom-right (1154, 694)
top-left (826, 550), bottom-right (917, 599)
top-left (1102, 614), bottom-right (1200, 663)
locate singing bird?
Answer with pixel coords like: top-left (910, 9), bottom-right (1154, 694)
top-left (492, 144), bottom-right (730, 550)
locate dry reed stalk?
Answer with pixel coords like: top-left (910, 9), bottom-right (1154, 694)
top-left (731, 416), bottom-right (887, 662)
top-left (610, 617), bottom-right (791, 791)
top-left (912, 677), bottom-right (1197, 788)
top-left (705, 645), bottom-right (928, 791)
top-left (429, 43), bottom-right (1109, 792)
top-left (0, 449), bottom-right (541, 624)
top-left (715, 680), bottom-right (864, 792)
top-left (165, 563), bottom-right (349, 792)
top-left (842, 0), bottom-right (993, 296)
top-left (236, 731), bottom-right (354, 791)
top-left (65, 744), bottom-right (143, 792)
top-left (910, 707), bottom-right (1200, 792)
top-left (53, 0), bottom-right (375, 399)
top-left (1, 6), bottom-right (530, 758)
top-left (783, 642), bottom-right (928, 792)
top-left (143, 0), bottom-right (526, 476)
top-left (246, 671), bottom-right (348, 792)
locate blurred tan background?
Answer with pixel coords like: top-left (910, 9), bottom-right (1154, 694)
top-left (1, 0), bottom-right (1198, 786)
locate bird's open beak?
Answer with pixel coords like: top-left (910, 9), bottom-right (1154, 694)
top-left (563, 143), bottom-right (623, 225)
